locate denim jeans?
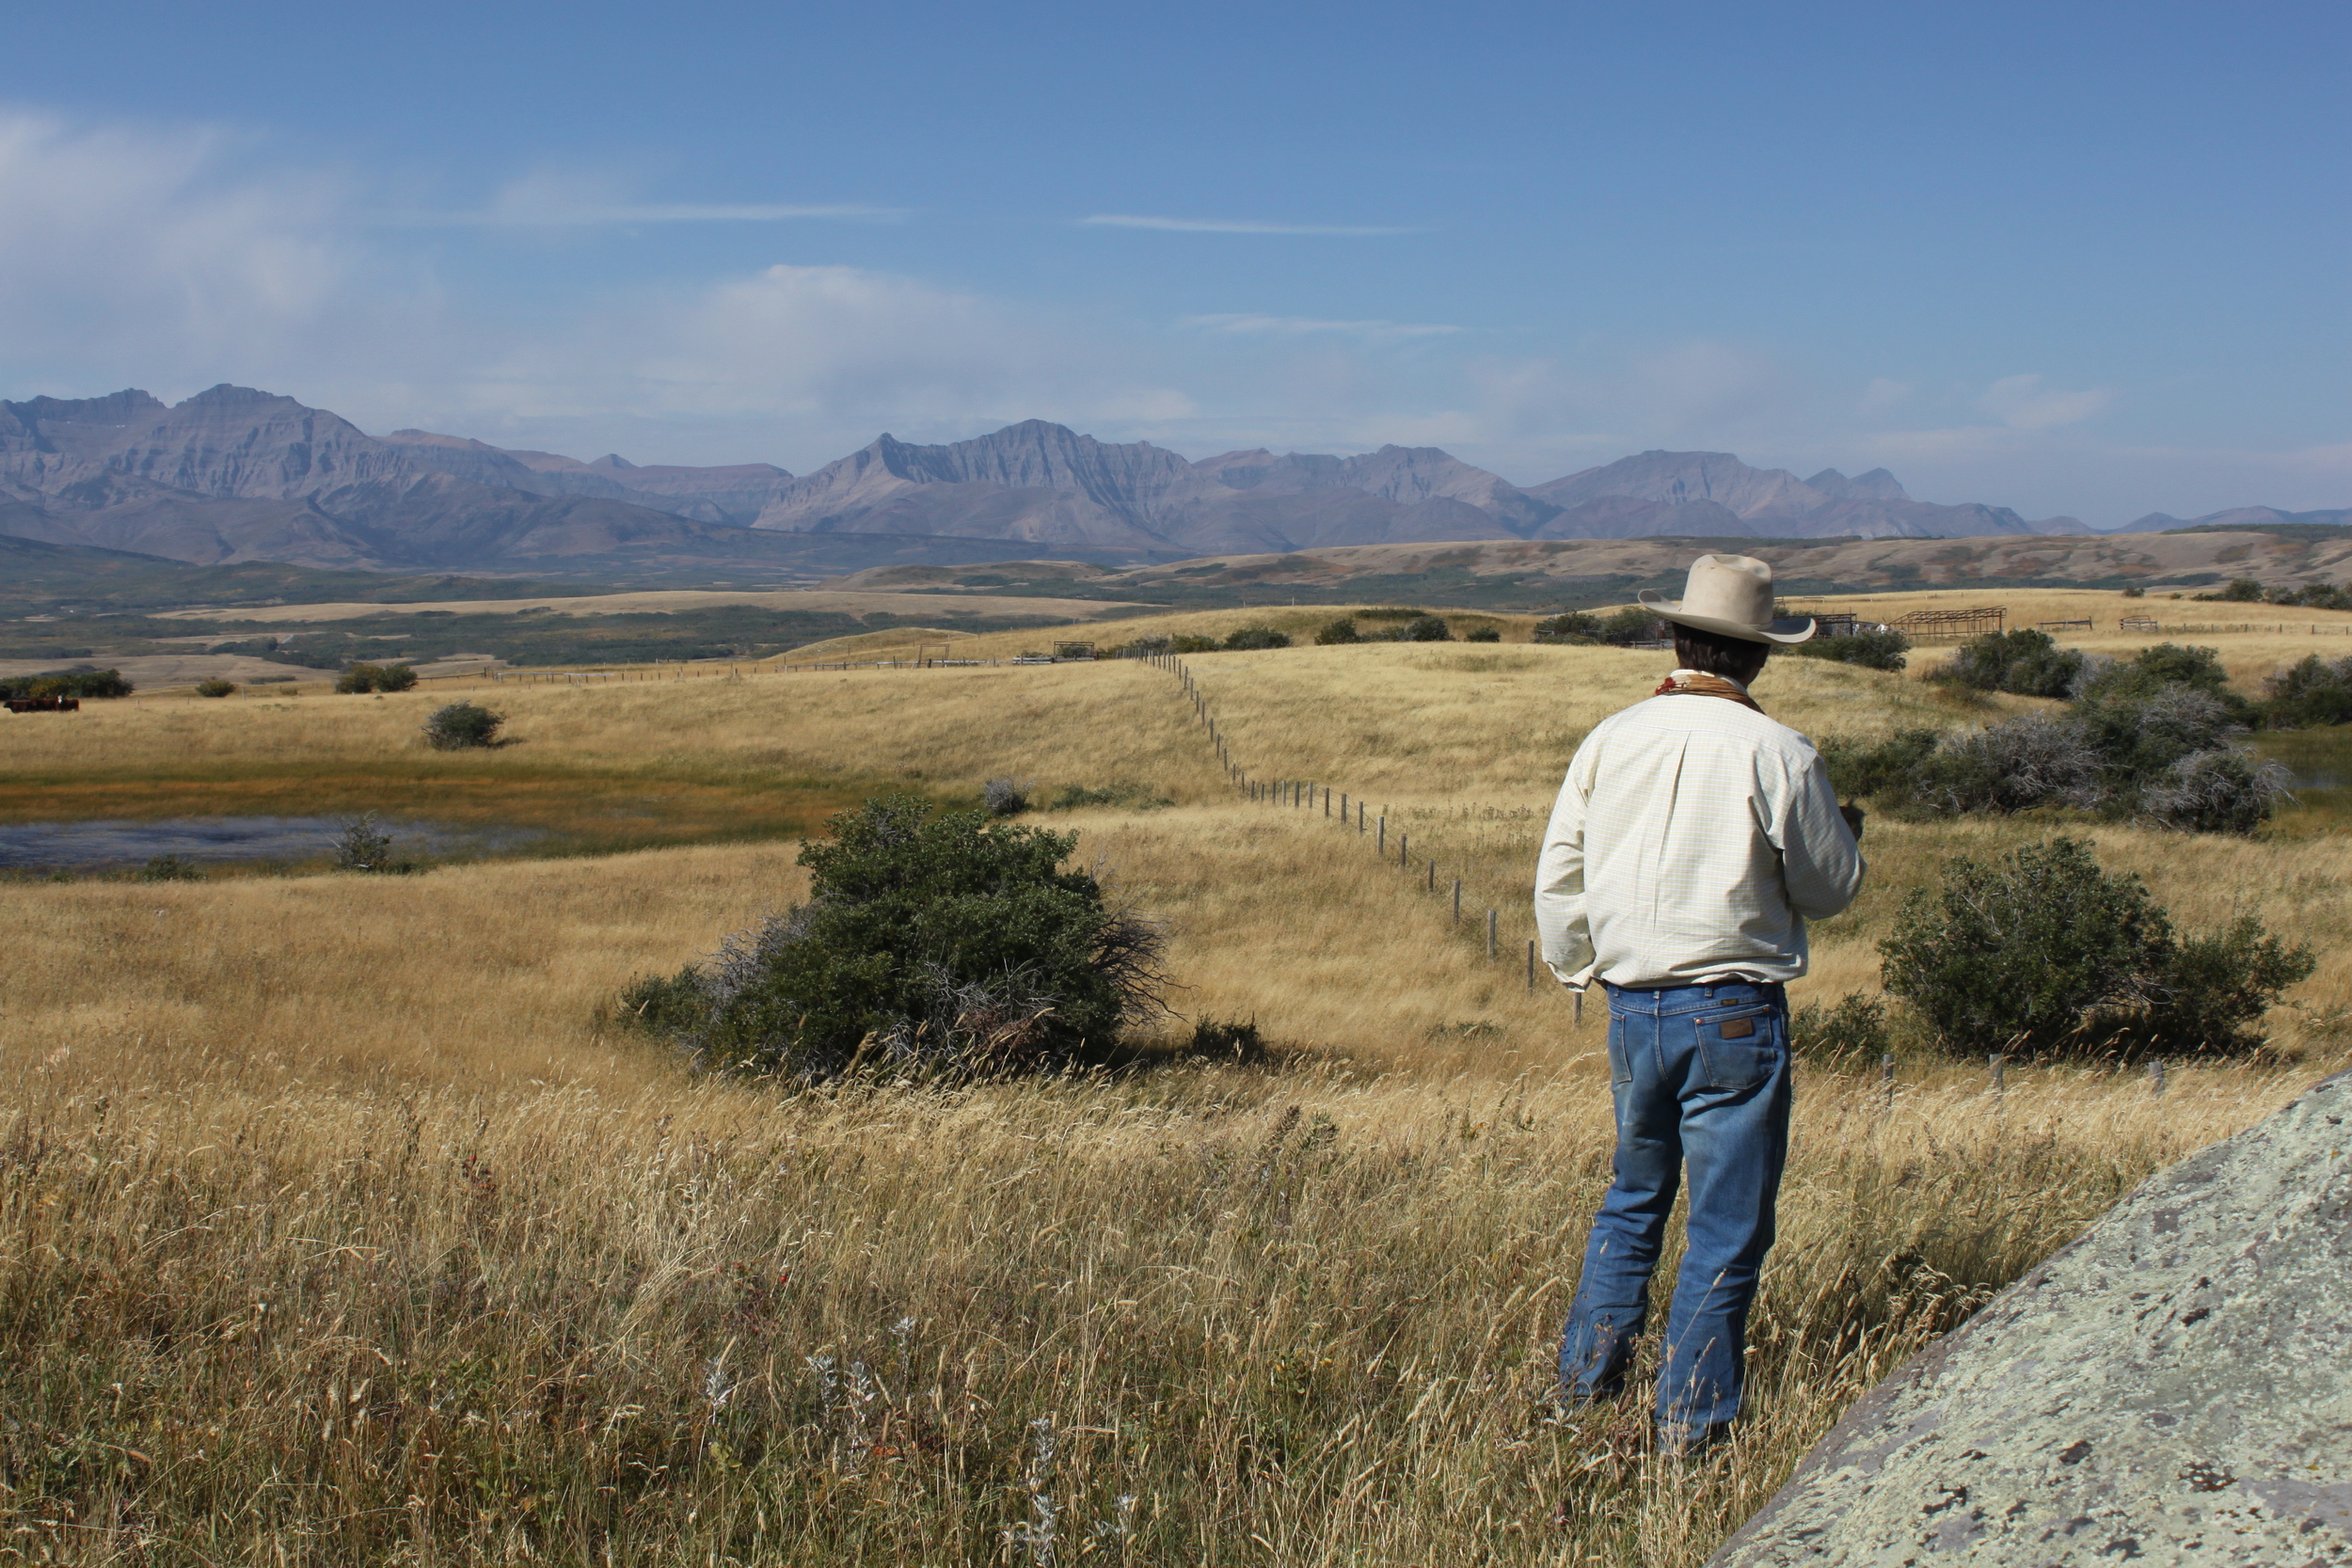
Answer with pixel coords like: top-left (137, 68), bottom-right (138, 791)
top-left (1557, 978), bottom-right (1792, 1435)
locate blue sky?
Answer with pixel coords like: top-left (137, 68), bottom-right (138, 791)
top-left (2, 0), bottom-right (2344, 523)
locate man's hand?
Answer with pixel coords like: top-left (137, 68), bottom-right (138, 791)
top-left (1838, 800), bottom-right (1866, 842)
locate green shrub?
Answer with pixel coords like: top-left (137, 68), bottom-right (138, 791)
top-left (2267, 581), bottom-right (2352, 610)
top-left (2080, 642), bottom-right (2249, 721)
top-left (1789, 991), bottom-right (1890, 1069)
top-left (1185, 1016), bottom-right (1266, 1062)
top-left (1532, 611), bottom-right (1602, 643)
top-left (1223, 626), bottom-right (1292, 651)
top-left (337, 662), bottom-right (419, 694)
top-left (136, 854), bottom-right (204, 882)
top-left (422, 702), bottom-right (502, 750)
top-left (2209, 578), bottom-right (2266, 602)
top-left (1820, 728), bottom-right (1943, 801)
top-left (2122, 585), bottom-right (2147, 598)
top-left (628, 795), bottom-right (1168, 1081)
top-left (1049, 782), bottom-right (1173, 811)
top-left (1168, 634), bottom-right (1220, 655)
top-left (2261, 653), bottom-right (2352, 728)
top-left (1938, 628), bottom-right (2085, 698)
top-left (332, 813), bottom-right (396, 872)
top-left (1788, 628), bottom-right (1910, 672)
top-left (1879, 836), bottom-right (2311, 1057)
top-left (1597, 608), bottom-right (1668, 646)
top-left (195, 677), bottom-right (238, 699)
top-left (1462, 626), bottom-right (1502, 643)
top-left (1314, 617), bottom-right (1361, 645)
top-left (616, 969), bottom-right (711, 1038)
top-left (982, 778), bottom-right (1029, 816)
top-left (0, 669), bottom-right (134, 700)
top-left (1354, 607), bottom-right (1427, 621)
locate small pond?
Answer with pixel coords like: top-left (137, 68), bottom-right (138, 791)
top-left (0, 816), bottom-right (550, 870)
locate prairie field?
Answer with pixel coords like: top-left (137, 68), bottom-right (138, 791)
top-left (3, 607), bottom-right (2346, 1564)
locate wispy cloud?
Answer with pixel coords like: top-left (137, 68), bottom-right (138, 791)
top-left (1979, 372), bottom-right (2110, 430)
top-left (397, 201), bottom-right (909, 227)
top-left (1081, 214), bottom-right (1419, 236)
top-left (1180, 313), bottom-right (1462, 341)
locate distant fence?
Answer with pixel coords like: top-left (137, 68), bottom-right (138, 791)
top-left (1889, 606), bottom-right (2007, 642)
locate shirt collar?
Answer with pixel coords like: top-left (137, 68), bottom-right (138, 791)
top-left (1669, 667), bottom-right (1750, 694)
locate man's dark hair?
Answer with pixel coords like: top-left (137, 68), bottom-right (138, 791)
top-left (1674, 624), bottom-right (1771, 685)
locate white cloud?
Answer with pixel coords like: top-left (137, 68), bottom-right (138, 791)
top-left (1857, 376), bottom-right (1913, 416)
top-left (1179, 313), bottom-right (1463, 341)
top-left (1079, 214), bottom-right (1420, 236)
top-left (0, 108), bottom-right (372, 382)
top-left (1979, 372), bottom-right (2110, 430)
top-left (402, 169), bottom-right (908, 226)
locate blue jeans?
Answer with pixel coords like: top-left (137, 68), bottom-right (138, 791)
top-left (1558, 979), bottom-right (1792, 1435)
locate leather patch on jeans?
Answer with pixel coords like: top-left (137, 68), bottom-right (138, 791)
top-left (1720, 1017), bottom-right (1756, 1038)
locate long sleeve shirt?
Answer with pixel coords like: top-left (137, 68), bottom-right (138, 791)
top-left (1533, 679), bottom-right (1865, 989)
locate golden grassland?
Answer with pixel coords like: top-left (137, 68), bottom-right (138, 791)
top-left (4, 622), bottom-right (2349, 1562)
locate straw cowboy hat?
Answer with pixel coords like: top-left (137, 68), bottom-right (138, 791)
top-left (1638, 554), bottom-right (1816, 644)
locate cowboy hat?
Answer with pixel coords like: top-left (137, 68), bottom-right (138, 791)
top-left (1638, 553), bottom-right (1816, 644)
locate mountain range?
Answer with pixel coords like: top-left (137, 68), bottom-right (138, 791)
top-left (0, 385), bottom-right (2336, 578)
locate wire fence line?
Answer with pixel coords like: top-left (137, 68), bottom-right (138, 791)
top-left (1136, 648), bottom-right (1561, 1001)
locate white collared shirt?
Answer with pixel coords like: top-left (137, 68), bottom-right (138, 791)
top-left (1534, 672), bottom-right (1865, 989)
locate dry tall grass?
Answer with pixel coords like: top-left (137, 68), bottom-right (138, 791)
top-left (5, 623), bottom-right (2345, 1562)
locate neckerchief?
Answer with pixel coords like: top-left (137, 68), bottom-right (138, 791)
top-left (1653, 671), bottom-right (1764, 714)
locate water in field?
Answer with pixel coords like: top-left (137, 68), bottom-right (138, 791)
top-left (2251, 726), bottom-right (2352, 832)
top-left (0, 816), bottom-right (547, 870)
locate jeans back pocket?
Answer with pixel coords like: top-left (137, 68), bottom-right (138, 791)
top-left (1693, 1004), bottom-right (1783, 1092)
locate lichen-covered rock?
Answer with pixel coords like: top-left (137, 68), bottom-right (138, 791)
top-left (1712, 1069), bottom-right (2352, 1566)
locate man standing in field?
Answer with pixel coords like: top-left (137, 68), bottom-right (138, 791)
top-left (1534, 553), bottom-right (1866, 1459)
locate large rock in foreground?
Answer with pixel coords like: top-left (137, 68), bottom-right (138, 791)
top-left (1712, 1069), bottom-right (2352, 1566)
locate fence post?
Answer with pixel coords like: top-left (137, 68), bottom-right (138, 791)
top-left (1377, 816), bottom-right (1386, 854)
top-left (1526, 939), bottom-right (1535, 991)
top-left (1340, 791), bottom-right (1347, 822)
top-left (1486, 909), bottom-right (1497, 959)
top-left (1989, 1053), bottom-right (2006, 1097)
top-left (1881, 1053), bottom-right (1896, 1112)
top-left (1359, 803), bottom-right (1367, 833)
top-left (1325, 788), bottom-right (1331, 818)
top-left (2149, 1059), bottom-right (2167, 1098)
top-left (1453, 879), bottom-right (1461, 924)
top-left (1400, 832), bottom-right (1408, 866)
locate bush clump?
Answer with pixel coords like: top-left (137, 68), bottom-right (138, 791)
top-left (1222, 626), bottom-right (1292, 651)
top-left (195, 677), bottom-right (238, 699)
top-left (619, 794), bottom-right (1168, 1081)
top-left (1879, 836), bottom-right (2312, 1057)
top-left (332, 813), bottom-right (397, 872)
top-left (1789, 991), bottom-right (1891, 1068)
top-left (982, 778), bottom-right (1029, 816)
top-left (422, 702), bottom-right (502, 750)
top-left (1832, 641), bottom-right (2289, 834)
top-left (1049, 782), bottom-right (1173, 812)
top-left (337, 662), bottom-right (420, 694)
top-left (2262, 653), bottom-right (2352, 728)
top-left (0, 669), bottom-right (134, 700)
top-left (136, 854), bottom-right (204, 882)
top-left (1168, 634), bottom-right (1220, 655)
top-left (1788, 627), bottom-right (1911, 672)
top-left (2265, 580), bottom-right (2352, 610)
top-left (1533, 610), bottom-right (1602, 643)
top-left (1315, 617), bottom-right (1361, 645)
top-left (1936, 628), bottom-right (2085, 698)
top-left (1462, 626), bottom-right (1502, 643)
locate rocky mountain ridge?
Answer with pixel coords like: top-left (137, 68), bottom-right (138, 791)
top-left (0, 384), bottom-right (2327, 576)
